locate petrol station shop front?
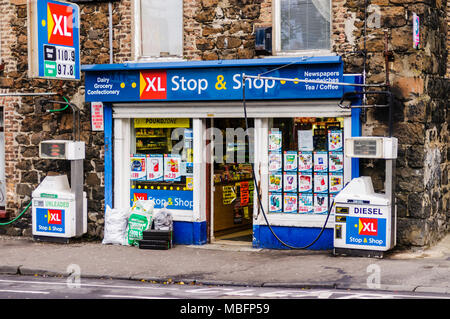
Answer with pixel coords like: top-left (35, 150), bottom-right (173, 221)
top-left (82, 57), bottom-right (362, 250)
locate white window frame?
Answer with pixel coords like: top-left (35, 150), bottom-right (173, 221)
top-left (132, 0), bottom-right (184, 62)
top-left (273, 0), bottom-right (333, 57)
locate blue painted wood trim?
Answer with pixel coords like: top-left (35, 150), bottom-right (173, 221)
top-left (252, 224), bottom-right (333, 250)
top-left (173, 221), bottom-right (207, 245)
top-left (103, 103), bottom-right (113, 210)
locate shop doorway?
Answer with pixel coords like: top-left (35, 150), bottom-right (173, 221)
top-left (210, 118), bottom-right (254, 243)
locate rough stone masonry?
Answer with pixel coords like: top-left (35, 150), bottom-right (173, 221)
top-left (0, 0), bottom-right (448, 248)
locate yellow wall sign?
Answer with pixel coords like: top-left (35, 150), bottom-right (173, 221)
top-left (134, 118), bottom-right (190, 128)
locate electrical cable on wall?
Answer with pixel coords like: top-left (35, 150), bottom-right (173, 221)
top-left (241, 75), bottom-right (334, 249)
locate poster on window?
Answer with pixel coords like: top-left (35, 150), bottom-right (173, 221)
top-left (268, 152), bottom-right (282, 171)
top-left (298, 172), bottom-right (313, 193)
top-left (268, 130), bottom-right (282, 152)
top-left (130, 154), bottom-right (146, 181)
top-left (314, 172), bottom-right (328, 193)
top-left (298, 193), bottom-right (314, 214)
top-left (284, 193), bottom-right (298, 213)
top-left (283, 172), bottom-right (297, 193)
top-left (146, 154), bottom-right (163, 181)
top-left (329, 173), bottom-right (344, 194)
top-left (314, 193), bottom-right (328, 214)
top-left (313, 151), bottom-right (328, 172)
top-left (269, 192), bottom-right (282, 213)
top-left (164, 154), bottom-right (181, 181)
top-left (328, 130), bottom-right (343, 151)
top-left (298, 151), bottom-right (313, 172)
top-left (328, 152), bottom-right (344, 172)
top-left (269, 172), bottom-right (283, 192)
top-left (283, 151), bottom-right (297, 171)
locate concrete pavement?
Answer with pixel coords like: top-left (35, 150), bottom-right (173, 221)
top-left (1, 234), bottom-right (449, 295)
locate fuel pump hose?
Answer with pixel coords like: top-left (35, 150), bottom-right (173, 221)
top-left (242, 76), bottom-right (334, 250)
top-left (0, 201), bottom-right (31, 226)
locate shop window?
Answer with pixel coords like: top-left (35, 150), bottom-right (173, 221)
top-left (268, 117), bottom-right (343, 215)
top-left (274, 0), bottom-right (331, 53)
top-left (135, 0), bottom-right (183, 60)
top-left (130, 118), bottom-right (193, 211)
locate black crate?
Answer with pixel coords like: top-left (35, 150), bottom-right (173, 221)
top-left (138, 239), bottom-right (172, 250)
top-left (142, 230), bottom-right (172, 241)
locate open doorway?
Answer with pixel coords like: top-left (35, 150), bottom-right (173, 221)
top-left (210, 118), bottom-right (254, 243)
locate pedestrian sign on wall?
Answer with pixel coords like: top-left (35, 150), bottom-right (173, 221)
top-left (28, 0), bottom-right (81, 80)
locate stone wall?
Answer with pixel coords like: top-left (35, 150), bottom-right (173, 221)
top-left (335, 0), bottom-right (449, 247)
top-left (0, 0), bottom-right (448, 247)
top-left (0, 0), bottom-right (130, 238)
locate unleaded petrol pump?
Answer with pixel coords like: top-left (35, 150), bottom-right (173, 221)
top-left (31, 99), bottom-right (87, 243)
top-left (333, 137), bottom-right (398, 258)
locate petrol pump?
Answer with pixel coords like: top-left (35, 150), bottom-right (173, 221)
top-left (333, 136), bottom-right (398, 258)
top-left (31, 99), bottom-right (87, 243)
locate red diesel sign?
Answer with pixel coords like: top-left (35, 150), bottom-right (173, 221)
top-left (47, 2), bottom-right (74, 46)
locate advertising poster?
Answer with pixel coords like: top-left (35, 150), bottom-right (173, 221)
top-left (268, 130), bottom-right (282, 152)
top-left (130, 154), bottom-right (146, 180)
top-left (283, 193), bottom-right (298, 213)
top-left (328, 130), bottom-right (343, 151)
top-left (146, 154), bottom-right (163, 181)
top-left (298, 193), bottom-right (314, 214)
top-left (314, 172), bottom-right (328, 193)
top-left (269, 192), bottom-right (282, 213)
top-left (313, 151), bottom-right (328, 172)
top-left (328, 152), bottom-right (344, 172)
top-left (314, 193), bottom-right (328, 214)
top-left (298, 151), bottom-right (313, 172)
top-left (268, 152), bottom-right (282, 171)
top-left (283, 151), bottom-right (298, 171)
top-left (298, 130), bottom-right (313, 151)
top-left (269, 172), bottom-right (282, 192)
top-left (164, 154), bottom-right (181, 181)
top-left (283, 172), bottom-right (297, 193)
top-left (298, 172), bottom-right (313, 193)
top-left (329, 173), bottom-right (344, 194)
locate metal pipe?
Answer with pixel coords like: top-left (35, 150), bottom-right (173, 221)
top-left (0, 92), bottom-right (57, 97)
top-left (109, 2), bottom-right (113, 64)
top-left (242, 74), bottom-right (388, 88)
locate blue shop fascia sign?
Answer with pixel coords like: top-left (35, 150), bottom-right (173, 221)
top-left (82, 56), bottom-right (345, 102)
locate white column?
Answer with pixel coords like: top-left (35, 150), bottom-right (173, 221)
top-left (114, 118), bottom-right (131, 211)
top-left (192, 118), bottom-right (205, 222)
top-left (253, 118), bottom-right (269, 225)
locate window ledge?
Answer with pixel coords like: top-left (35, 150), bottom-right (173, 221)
top-left (131, 56), bottom-right (185, 63)
top-left (270, 50), bottom-right (335, 58)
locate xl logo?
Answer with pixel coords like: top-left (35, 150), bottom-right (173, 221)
top-left (47, 2), bottom-right (74, 46)
top-left (358, 218), bottom-right (378, 236)
top-left (47, 209), bottom-right (63, 225)
top-left (140, 71), bottom-right (167, 100)
top-left (133, 193), bottom-right (148, 201)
